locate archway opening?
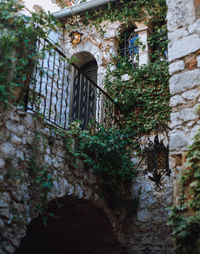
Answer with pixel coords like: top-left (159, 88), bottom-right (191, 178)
top-left (70, 52), bottom-right (98, 128)
top-left (15, 197), bottom-right (126, 254)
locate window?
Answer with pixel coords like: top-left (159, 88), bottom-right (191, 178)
top-left (118, 28), bottom-right (139, 65)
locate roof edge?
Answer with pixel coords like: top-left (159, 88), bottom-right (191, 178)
top-left (53, 0), bottom-right (117, 19)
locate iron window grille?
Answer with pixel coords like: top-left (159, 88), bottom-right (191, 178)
top-left (118, 29), bottom-right (139, 65)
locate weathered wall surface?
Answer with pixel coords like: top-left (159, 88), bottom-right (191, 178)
top-left (0, 107), bottom-right (124, 254)
top-left (0, 108), bottom-right (174, 254)
top-left (62, 22), bottom-right (174, 253)
top-left (0, 1), bottom-right (176, 254)
top-left (167, 0), bottom-right (200, 202)
top-left (63, 20), bottom-right (121, 88)
top-left (124, 175), bottom-right (173, 254)
top-left (63, 21), bottom-right (150, 88)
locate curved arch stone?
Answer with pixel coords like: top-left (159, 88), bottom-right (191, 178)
top-left (15, 196), bottom-right (127, 254)
top-left (0, 108), bottom-right (125, 254)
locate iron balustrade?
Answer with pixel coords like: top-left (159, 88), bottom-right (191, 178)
top-left (24, 38), bottom-right (120, 130)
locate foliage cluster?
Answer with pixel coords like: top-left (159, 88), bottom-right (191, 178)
top-left (0, 0), bottom-right (136, 214)
top-left (104, 58), bottom-right (170, 141)
top-left (0, 0), bottom-right (58, 105)
top-left (65, 121), bottom-right (137, 210)
top-left (77, 0), bottom-right (168, 59)
top-left (0, 0), bottom-right (58, 222)
top-left (1, 0), bottom-right (169, 214)
top-left (168, 127), bottom-right (200, 253)
top-left (68, 0), bottom-right (170, 146)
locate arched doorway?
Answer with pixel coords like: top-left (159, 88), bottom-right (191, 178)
top-left (70, 52), bottom-right (98, 129)
top-left (15, 197), bottom-right (126, 254)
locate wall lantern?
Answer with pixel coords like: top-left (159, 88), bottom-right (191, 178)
top-left (70, 31), bottom-right (83, 45)
top-left (144, 135), bottom-right (171, 191)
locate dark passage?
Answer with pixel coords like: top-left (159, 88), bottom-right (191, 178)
top-left (15, 197), bottom-right (126, 254)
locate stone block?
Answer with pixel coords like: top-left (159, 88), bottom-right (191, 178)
top-left (168, 28), bottom-right (189, 43)
top-left (137, 209), bottom-right (151, 222)
top-left (24, 114), bottom-right (34, 129)
top-left (184, 54), bottom-right (197, 70)
top-left (170, 112), bottom-right (183, 128)
top-left (0, 208), bottom-right (10, 218)
top-left (170, 95), bottom-right (185, 107)
top-left (0, 218), bottom-right (4, 228)
top-left (168, 34), bottom-right (200, 61)
top-left (6, 121), bottom-right (25, 137)
top-left (188, 18), bottom-right (200, 34)
top-left (170, 130), bottom-right (188, 150)
top-left (182, 88), bottom-right (200, 100)
top-left (10, 238), bottom-right (21, 248)
top-left (169, 60), bottom-right (184, 75)
top-left (0, 143), bottom-right (16, 157)
top-left (170, 69), bottom-right (200, 95)
top-left (167, 0), bottom-right (196, 32)
top-left (8, 111), bottom-right (20, 122)
top-left (187, 121), bottom-right (195, 127)
top-left (10, 135), bottom-right (22, 145)
top-left (180, 107), bottom-right (198, 122)
top-left (44, 154), bottom-right (52, 165)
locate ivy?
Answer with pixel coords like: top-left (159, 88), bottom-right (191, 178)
top-left (0, 0), bottom-right (170, 215)
top-left (63, 0), bottom-right (170, 147)
top-left (168, 126), bottom-right (200, 253)
top-left (65, 121), bottom-right (138, 210)
top-left (0, 0), bottom-right (59, 106)
top-left (104, 57), bottom-right (170, 146)
top-left (0, 1), bottom-right (60, 223)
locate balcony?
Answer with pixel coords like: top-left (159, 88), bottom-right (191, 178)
top-left (23, 39), bottom-right (120, 130)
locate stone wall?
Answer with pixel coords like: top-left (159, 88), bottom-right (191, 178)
top-left (62, 20), bottom-right (174, 252)
top-left (124, 174), bottom-right (174, 254)
top-left (0, 107), bottom-right (125, 254)
top-left (0, 109), bottom-right (174, 254)
top-left (0, 1), bottom-right (177, 253)
top-left (167, 0), bottom-right (200, 202)
top-left (62, 20), bottom-right (150, 88)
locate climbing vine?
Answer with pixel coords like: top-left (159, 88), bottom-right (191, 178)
top-left (1, 0), bottom-right (170, 214)
top-left (168, 124), bottom-right (200, 254)
top-left (64, 121), bottom-right (138, 210)
top-left (0, 0), bottom-right (59, 106)
top-left (104, 58), bottom-right (170, 140)
top-left (0, 0), bottom-right (60, 223)
top-left (65, 0), bottom-right (170, 144)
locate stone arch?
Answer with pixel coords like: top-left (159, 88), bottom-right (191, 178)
top-left (72, 51), bottom-right (98, 69)
top-left (72, 51), bottom-right (98, 83)
top-left (64, 28), bottom-right (120, 88)
top-left (14, 196), bottom-right (127, 254)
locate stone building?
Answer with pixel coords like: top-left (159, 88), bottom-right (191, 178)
top-left (0, 0), bottom-right (200, 253)
top-left (168, 0), bottom-right (200, 203)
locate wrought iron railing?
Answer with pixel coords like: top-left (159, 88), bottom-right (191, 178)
top-left (25, 39), bottom-right (121, 130)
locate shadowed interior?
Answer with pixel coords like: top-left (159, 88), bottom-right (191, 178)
top-left (15, 197), bottom-right (126, 254)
